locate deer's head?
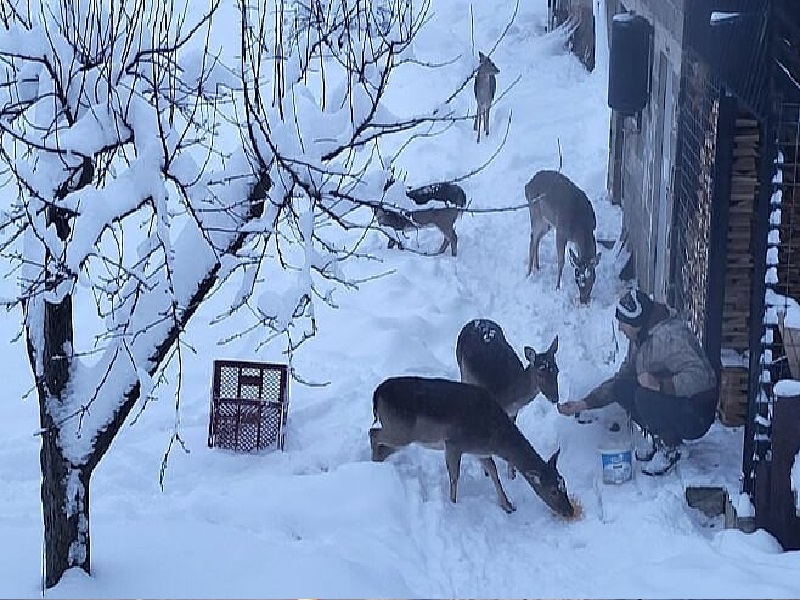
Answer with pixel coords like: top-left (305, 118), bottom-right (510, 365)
top-left (523, 336), bottom-right (559, 403)
top-left (478, 51), bottom-right (499, 76)
top-left (523, 448), bottom-right (574, 518)
top-left (569, 249), bottom-right (601, 304)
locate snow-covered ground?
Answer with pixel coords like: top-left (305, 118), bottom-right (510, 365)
top-left (2, 1), bottom-right (800, 598)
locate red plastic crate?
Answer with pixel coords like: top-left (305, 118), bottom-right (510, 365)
top-left (208, 360), bottom-right (289, 452)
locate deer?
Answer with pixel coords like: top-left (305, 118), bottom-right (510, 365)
top-left (374, 181), bottom-right (467, 257)
top-left (369, 375), bottom-right (574, 517)
top-left (525, 169), bottom-right (601, 304)
top-left (456, 318), bottom-right (559, 480)
top-left (375, 206), bottom-right (460, 256)
top-left (474, 51), bottom-right (499, 143)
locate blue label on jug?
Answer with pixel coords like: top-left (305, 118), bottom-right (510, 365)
top-left (601, 449), bottom-right (632, 484)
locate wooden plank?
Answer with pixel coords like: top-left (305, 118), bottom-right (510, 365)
top-left (733, 147), bottom-right (759, 158)
top-left (735, 133), bottom-right (761, 144)
top-left (778, 312), bottom-right (800, 379)
top-left (760, 383), bottom-right (800, 549)
top-left (733, 158), bottom-right (758, 173)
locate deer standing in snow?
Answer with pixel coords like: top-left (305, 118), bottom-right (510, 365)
top-left (525, 169), bottom-right (601, 304)
top-left (374, 181), bottom-right (467, 256)
top-left (474, 52), bottom-right (499, 143)
top-left (369, 375), bottom-right (574, 517)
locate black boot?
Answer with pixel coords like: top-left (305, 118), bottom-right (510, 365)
top-left (641, 438), bottom-right (681, 476)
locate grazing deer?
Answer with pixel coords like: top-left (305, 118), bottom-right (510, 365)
top-left (525, 170), bottom-right (601, 304)
top-left (375, 181), bottom-right (467, 256)
top-left (375, 206), bottom-right (460, 256)
top-left (474, 51), bottom-right (499, 143)
top-left (369, 376), bottom-right (574, 517)
top-left (456, 318), bottom-right (559, 479)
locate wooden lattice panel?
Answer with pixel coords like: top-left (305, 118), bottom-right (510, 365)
top-left (208, 360), bottom-right (289, 452)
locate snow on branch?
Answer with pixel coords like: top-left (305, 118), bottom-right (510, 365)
top-left (0, 0), bottom-right (271, 464)
top-left (213, 0), bottom-right (459, 356)
top-left (0, 0), bottom-right (469, 464)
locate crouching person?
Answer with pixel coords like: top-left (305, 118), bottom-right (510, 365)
top-left (558, 289), bottom-right (718, 476)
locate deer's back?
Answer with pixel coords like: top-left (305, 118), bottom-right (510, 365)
top-left (456, 319), bottom-right (523, 398)
top-left (373, 376), bottom-right (513, 440)
top-left (526, 170), bottom-right (596, 234)
top-left (408, 206), bottom-right (460, 228)
top-left (376, 206), bottom-right (459, 231)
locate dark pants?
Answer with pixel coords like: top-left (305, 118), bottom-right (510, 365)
top-left (609, 378), bottom-right (717, 446)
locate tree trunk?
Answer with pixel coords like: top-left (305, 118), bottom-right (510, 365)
top-left (39, 416), bottom-right (91, 587)
top-left (32, 290), bottom-right (90, 588)
top-left (36, 164), bottom-right (85, 588)
top-left (30, 169), bottom-right (269, 589)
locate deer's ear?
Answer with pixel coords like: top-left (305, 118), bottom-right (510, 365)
top-left (479, 51), bottom-right (486, 61)
top-left (548, 335), bottom-right (559, 355)
top-left (524, 346), bottom-right (536, 362)
top-left (548, 448), bottom-right (561, 468)
top-left (569, 248), bottom-right (579, 267)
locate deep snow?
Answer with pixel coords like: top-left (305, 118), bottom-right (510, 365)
top-left (2, 0), bottom-right (800, 598)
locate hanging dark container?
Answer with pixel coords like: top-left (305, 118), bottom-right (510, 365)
top-left (608, 13), bottom-right (652, 115)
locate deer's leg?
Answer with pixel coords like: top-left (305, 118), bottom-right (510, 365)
top-left (480, 457), bottom-right (515, 513)
top-left (369, 427), bottom-right (399, 462)
top-left (438, 228), bottom-right (456, 257)
top-left (507, 415), bottom-right (519, 480)
top-left (528, 221), bottom-right (549, 275)
top-left (388, 235), bottom-right (405, 251)
top-left (474, 107), bottom-right (479, 131)
top-left (484, 105), bottom-right (490, 136)
top-left (444, 444), bottom-right (463, 504)
top-left (555, 230), bottom-right (567, 289)
top-left (436, 232), bottom-right (450, 255)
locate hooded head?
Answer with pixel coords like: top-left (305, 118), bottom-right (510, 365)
top-left (615, 289), bottom-right (653, 331)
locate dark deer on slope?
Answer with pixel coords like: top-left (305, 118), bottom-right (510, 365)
top-left (456, 318), bottom-right (559, 479)
top-left (369, 376), bottom-right (574, 517)
top-left (525, 169), bottom-right (601, 304)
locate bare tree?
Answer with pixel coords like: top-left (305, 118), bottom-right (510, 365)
top-left (216, 0), bottom-right (441, 352)
top-left (0, 0), bottom-right (445, 589)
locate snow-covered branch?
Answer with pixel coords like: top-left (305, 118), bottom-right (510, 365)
top-left (222, 0), bottom-right (462, 355)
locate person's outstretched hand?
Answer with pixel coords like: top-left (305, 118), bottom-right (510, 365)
top-left (557, 399), bottom-right (588, 416)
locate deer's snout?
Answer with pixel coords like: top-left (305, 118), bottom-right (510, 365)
top-left (574, 267), bottom-right (596, 304)
top-left (542, 381), bottom-right (559, 403)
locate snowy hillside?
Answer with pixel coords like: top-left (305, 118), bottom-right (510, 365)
top-left (2, 0), bottom-right (800, 598)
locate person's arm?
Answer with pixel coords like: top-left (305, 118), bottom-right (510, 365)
top-left (558, 345), bottom-right (637, 415)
